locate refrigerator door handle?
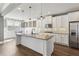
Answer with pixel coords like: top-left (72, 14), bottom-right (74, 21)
top-left (71, 32), bottom-right (76, 36)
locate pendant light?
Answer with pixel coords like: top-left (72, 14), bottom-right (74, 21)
top-left (29, 5), bottom-right (32, 20)
top-left (40, 3), bottom-right (44, 20)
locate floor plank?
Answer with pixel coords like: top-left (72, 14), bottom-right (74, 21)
top-left (0, 39), bottom-right (42, 56)
top-left (53, 44), bottom-right (79, 56)
top-left (0, 39), bottom-right (79, 56)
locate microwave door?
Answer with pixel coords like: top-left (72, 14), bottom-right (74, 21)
top-left (69, 23), bottom-right (78, 48)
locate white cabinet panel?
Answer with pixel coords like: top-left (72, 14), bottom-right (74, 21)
top-left (55, 34), bottom-right (61, 44)
top-left (68, 11), bottom-right (79, 21)
top-left (53, 14), bottom-right (69, 32)
top-left (52, 17), bottom-right (57, 28)
top-left (55, 34), bottom-right (69, 46)
top-left (46, 37), bottom-right (54, 56)
top-left (61, 35), bottom-right (69, 46)
top-left (21, 36), bottom-right (44, 54)
top-left (61, 15), bottom-right (69, 27)
top-left (61, 15), bottom-right (69, 33)
top-left (21, 36), bottom-right (54, 56)
top-left (45, 16), bottom-right (52, 24)
top-left (56, 16), bottom-right (62, 28)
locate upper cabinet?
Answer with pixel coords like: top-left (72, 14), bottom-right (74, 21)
top-left (7, 20), bottom-right (14, 26)
top-left (25, 22), bottom-right (28, 27)
top-left (56, 16), bottom-right (62, 28)
top-left (33, 21), bottom-right (36, 27)
top-left (45, 16), bottom-right (52, 24)
top-left (68, 11), bottom-right (79, 21)
top-left (21, 22), bottom-right (25, 28)
top-left (61, 15), bottom-right (69, 29)
top-left (6, 19), bottom-right (21, 27)
top-left (52, 14), bottom-right (69, 33)
top-left (29, 21), bottom-right (32, 27)
top-left (52, 17), bottom-right (57, 28)
top-left (22, 20), bottom-right (37, 28)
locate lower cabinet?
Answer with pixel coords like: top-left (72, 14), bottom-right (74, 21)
top-left (16, 35), bottom-right (21, 45)
top-left (21, 36), bottom-right (54, 56)
top-left (55, 34), bottom-right (69, 46)
top-left (55, 34), bottom-right (62, 44)
top-left (61, 35), bottom-right (69, 46)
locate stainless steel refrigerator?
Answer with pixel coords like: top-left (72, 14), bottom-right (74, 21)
top-left (69, 21), bottom-right (79, 48)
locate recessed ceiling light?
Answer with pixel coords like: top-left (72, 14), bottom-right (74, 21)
top-left (18, 8), bottom-right (21, 10)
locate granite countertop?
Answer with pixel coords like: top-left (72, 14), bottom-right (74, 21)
top-left (52, 32), bottom-right (69, 35)
top-left (16, 33), bottom-right (53, 40)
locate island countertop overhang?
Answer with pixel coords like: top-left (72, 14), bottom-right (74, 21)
top-left (16, 33), bottom-right (53, 40)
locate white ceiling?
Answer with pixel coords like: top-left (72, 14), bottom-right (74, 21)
top-left (4, 3), bottom-right (79, 20)
top-left (0, 3), bottom-right (8, 13)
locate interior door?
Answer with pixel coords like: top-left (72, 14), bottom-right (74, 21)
top-left (69, 23), bottom-right (78, 48)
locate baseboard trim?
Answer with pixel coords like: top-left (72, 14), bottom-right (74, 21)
top-left (4, 37), bottom-right (16, 40)
top-left (0, 39), bottom-right (14, 44)
top-left (54, 43), bottom-right (69, 47)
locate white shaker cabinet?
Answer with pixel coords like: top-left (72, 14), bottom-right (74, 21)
top-left (61, 15), bottom-right (69, 33)
top-left (61, 15), bottom-right (69, 27)
top-left (45, 16), bottom-right (52, 24)
top-left (56, 16), bottom-right (62, 28)
top-left (21, 35), bottom-right (54, 56)
top-left (55, 34), bottom-right (69, 46)
top-left (52, 14), bottom-right (69, 46)
top-left (61, 34), bottom-right (69, 46)
top-left (53, 15), bottom-right (69, 32)
top-left (68, 11), bottom-right (79, 21)
top-left (55, 34), bottom-right (62, 44)
top-left (52, 17), bottom-right (57, 29)
top-left (16, 34), bottom-right (21, 45)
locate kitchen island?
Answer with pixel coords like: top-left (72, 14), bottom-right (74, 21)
top-left (16, 33), bottom-right (55, 56)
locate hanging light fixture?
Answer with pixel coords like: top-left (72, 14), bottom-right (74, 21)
top-left (29, 5), bottom-right (32, 20)
top-left (40, 3), bottom-right (44, 20)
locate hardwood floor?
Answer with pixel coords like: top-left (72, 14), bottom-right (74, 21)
top-left (0, 39), bottom-right (79, 56)
top-left (53, 44), bottom-right (79, 56)
top-left (0, 39), bottom-right (42, 56)
top-left (17, 44), bottom-right (42, 56)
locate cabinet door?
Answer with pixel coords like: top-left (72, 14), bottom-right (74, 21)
top-left (68, 11), bottom-right (79, 21)
top-left (52, 17), bottom-right (57, 28)
top-left (45, 16), bottom-right (52, 24)
top-left (52, 34), bottom-right (56, 43)
top-left (55, 34), bottom-right (62, 44)
top-left (56, 16), bottom-right (62, 28)
top-left (61, 15), bottom-right (68, 27)
top-left (61, 15), bottom-right (69, 33)
top-left (29, 21), bottom-right (32, 27)
top-left (25, 22), bottom-right (28, 27)
top-left (21, 22), bottom-right (25, 28)
top-left (33, 21), bottom-right (36, 27)
top-left (61, 35), bottom-right (69, 46)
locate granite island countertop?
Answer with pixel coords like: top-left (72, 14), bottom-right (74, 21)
top-left (16, 33), bottom-right (53, 40)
